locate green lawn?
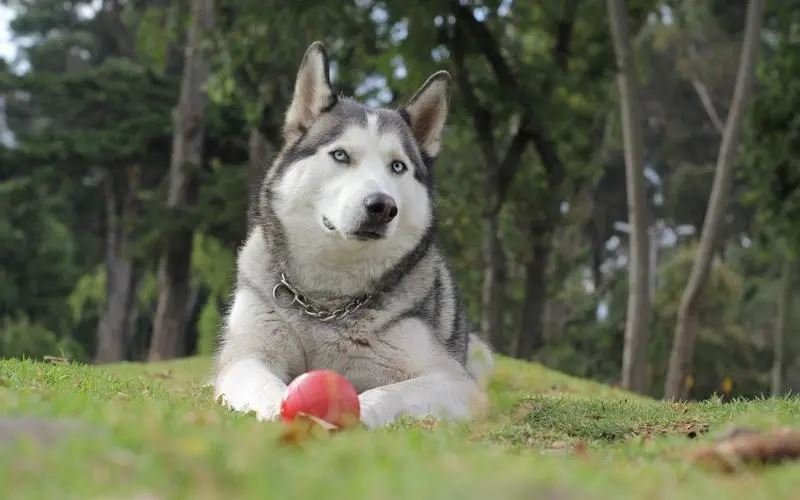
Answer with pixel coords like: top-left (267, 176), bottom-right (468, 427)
top-left (1, 356), bottom-right (799, 499)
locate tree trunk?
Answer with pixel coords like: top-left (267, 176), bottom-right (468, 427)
top-left (664, 0), bottom-right (763, 400)
top-left (771, 255), bottom-right (795, 397)
top-left (96, 167), bottom-right (140, 363)
top-left (515, 222), bottom-right (551, 358)
top-left (481, 206), bottom-right (507, 351)
top-left (247, 127), bottom-right (272, 228)
top-left (588, 219), bottom-right (606, 291)
top-left (149, 0), bottom-right (214, 361)
top-left (607, 0), bottom-right (651, 393)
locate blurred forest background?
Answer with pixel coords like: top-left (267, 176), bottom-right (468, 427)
top-left (1, 0), bottom-right (798, 401)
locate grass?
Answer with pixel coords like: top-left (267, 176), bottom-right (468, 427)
top-left (1, 356), bottom-right (799, 499)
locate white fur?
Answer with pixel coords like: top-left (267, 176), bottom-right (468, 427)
top-left (273, 116), bottom-right (432, 295)
top-left (215, 116), bottom-right (489, 425)
top-left (215, 358), bottom-right (286, 421)
top-left (216, 283), bottom-right (484, 427)
top-left (214, 45), bottom-right (491, 428)
top-left (467, 334), bottom-right (495, 390)
top-left (359, 373), bottom-right (482, 428)
top-left (354, 319), bottom-right (484, 428)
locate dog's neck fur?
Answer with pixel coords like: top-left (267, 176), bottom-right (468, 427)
top-left (258, 216), bottom-right (433, 305)
top-left (275, 240), bottom-right (394, 299)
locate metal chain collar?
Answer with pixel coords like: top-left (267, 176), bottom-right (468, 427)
top-left (272, 273), bottom-right (371, 322)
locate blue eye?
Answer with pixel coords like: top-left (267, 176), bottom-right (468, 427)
top-left (330, 149), bottom-right (350, 164)
top-left (390, 160), bottom-right (407, 174)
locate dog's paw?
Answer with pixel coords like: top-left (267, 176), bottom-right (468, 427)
top-left (219, 391), bottom-right (282, 421)
top-left (358, 390), bottom-right (398, 428)
top-left (214, 359), bottom-right (286, 421)
top-left (358, 404), bottom-right (383, 428)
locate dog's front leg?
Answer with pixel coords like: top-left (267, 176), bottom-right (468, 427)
top-left (358, 372), bottom-right (486, 428)
top-left (214, 287), bottom-right (302, 421)
top-left (215, 358), bottom-right (287, 421)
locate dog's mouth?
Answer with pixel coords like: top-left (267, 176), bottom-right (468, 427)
top-left (322, 216), bottom-right (336, 232)
top-left (350, 230), bottom-right (384, 241)
top-left (322, 216), bottom-right (386, 241)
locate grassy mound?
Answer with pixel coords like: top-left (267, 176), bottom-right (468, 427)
top-left (1, 356), bottom-right (798, 499)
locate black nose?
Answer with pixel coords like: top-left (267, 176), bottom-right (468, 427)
top-left (363, 193), bottom-right (398, 224)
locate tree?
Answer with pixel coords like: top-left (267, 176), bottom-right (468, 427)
top-left (771, 256), bottom-right (795, 396)
top-left (607, 0), bottom-right (651, 393)
top-left (650, 243), bottom-right (770, 399)
top-left (744, 7), bottom-right (800, 395)
top-left (664, 0), bottom-right (764, 400)
top-left (446, 2), bottom-right (545, 352)
top-left (96, 163), bottom-right (142, 362)
top-left (435, 0), bottom-right (611, 355)
top-left (149, 0), bottom-right (214, 361)
top-left (1, 1), bottom-right (176, 362)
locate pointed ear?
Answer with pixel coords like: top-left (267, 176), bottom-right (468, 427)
top-left (283, 42), bottom-right (337, 145)
top-left (401, 71), bottom-right (451, 158)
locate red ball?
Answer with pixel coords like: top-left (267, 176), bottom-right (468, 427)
top-left (280, 370), bottom-right (360, 429)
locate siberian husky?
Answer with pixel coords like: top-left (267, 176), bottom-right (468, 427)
top-left (214, 42), bottom-right (493, 427)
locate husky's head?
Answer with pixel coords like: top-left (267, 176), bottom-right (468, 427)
top-left (260, 42), bottom-right (450, 295)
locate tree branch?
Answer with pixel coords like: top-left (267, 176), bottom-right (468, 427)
top-left (450, 1), bottom-right (521, 97)
top-left (451, 15), bottom-right (532, 202)
top-left (665, 0), bottom-right (764, 400)
top-left (451, 22), bottom-right (498, 168)
top-left (691, 78), bottom-right (725, 135)
top-left (451, 1), bottom-right (566, 188)
top-left (553, 0), bottom-right (580, 71)
top-left (497, 119), bottom-right (531, 198)
top-left (688, 44), bottom-right (725, 135)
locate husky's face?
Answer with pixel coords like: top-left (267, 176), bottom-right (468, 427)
top-left (275, 104), bottom-right (431, 244)
top-left (261, 42), bottom-right (450, 293)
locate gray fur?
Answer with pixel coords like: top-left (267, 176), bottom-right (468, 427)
top-left (214, 42), bottom-right (491, 427)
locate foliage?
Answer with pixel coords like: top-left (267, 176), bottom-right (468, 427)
top-left (0, 177), bottom-right (78, 333)
top-left (192, 233), bottom-right (235, 355)
top-left (2, 60), bottom-right (174, 164)
top-left (536, 273), bottom-right (624, 385)
top-left (538, 241), bottom-right (775, 399)
top-left (649, 245), bottom-right (769, 398)
top-left (745, 22), bottom-right (800, 251)
top-left (0, 317), bottom-right (86, 361)
top-left (210, 0), bottom-right (381, 130)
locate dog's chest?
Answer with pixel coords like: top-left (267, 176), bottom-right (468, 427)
top-left (294, 315), bottom-right (436, 393)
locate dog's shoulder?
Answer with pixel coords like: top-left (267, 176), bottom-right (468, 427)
top-left (235, 229), bottom-right (273, 289)
top-left (380, 245), bottom-right (473, 364)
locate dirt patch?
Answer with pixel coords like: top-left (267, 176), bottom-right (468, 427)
top-left (636, 419), bottom-right (710, 440)
top-left (0, 417), bottom-right (92, 445)
top-left (511, 400), bottom-right (538, 422)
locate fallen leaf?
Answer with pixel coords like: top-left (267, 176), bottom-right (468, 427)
top-left (690, 427), bottom-right (800, 472)
top-left (572, 440), bottom-right (590, 457)
top-left (278, 415), bottom-right (336, 446)
top-left (511, 401), bottom-right (538, 421)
